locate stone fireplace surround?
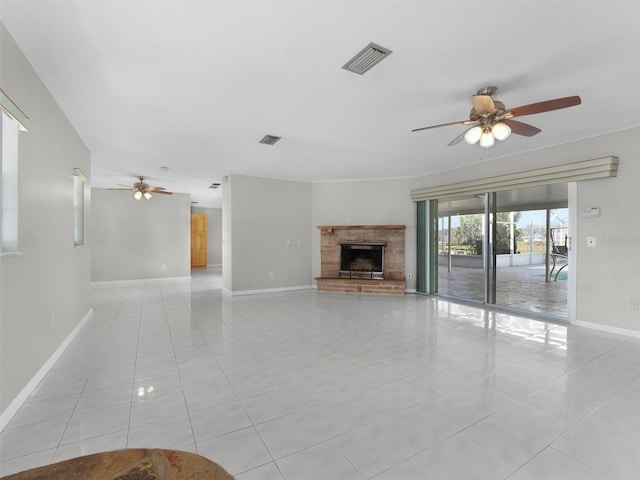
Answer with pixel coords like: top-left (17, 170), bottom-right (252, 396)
top-left (316, 225), bottom-right (406, 295)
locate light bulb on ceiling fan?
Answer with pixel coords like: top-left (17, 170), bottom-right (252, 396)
top-left (479, 129), bottom-right (495, 148)
top-left (143, 192), bottom-right (152, 200)
top-left (464, 126), bottom-right (483, 145)
top-left (492, 122), bottom-right (511, 141)
top-left (134, 190), bottom-right (143, 200)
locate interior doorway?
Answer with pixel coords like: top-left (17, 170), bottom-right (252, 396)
top-left (190, 213), bottom-right (208, 268)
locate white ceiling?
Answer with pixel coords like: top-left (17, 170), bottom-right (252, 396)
top-left (2, 0), bottom-right (639, 208)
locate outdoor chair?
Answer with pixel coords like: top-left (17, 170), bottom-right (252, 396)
top-left (550, 230), bottom-right (568, 281)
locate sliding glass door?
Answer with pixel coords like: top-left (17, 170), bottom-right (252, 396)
top-left (425, 184), bottom-right (569, 319)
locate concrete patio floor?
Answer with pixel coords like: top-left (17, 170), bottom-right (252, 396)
top-left (437, 263), bottom-right (568, 319)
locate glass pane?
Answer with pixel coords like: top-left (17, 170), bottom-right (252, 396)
top-left (1, 111), bottom-right (19, 252)
top-left (494, 186), bottom-right (568, 318)
top-left (436, 195), bottom-right (485, 302)
top-left (73, 173), bottom-right (85, 246)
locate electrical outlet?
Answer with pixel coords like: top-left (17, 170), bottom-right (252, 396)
top-left (161, 264), bottom-right (167, 270)
top-left (631, 298), bottom-right (639, 311)
top-left (269, 271), bottom-right (274, 278)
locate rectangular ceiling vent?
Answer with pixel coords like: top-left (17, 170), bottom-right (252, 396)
top-left (342, 42), bottom-right (392, 75)
top-left (259, 134), bottom-right (281, 145)
top-left (209, 183), bottom-right (221, 189)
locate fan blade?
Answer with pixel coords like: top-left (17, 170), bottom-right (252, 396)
top-left (150, 186), bottom-right (166, 191)
top-left (447, 129), bottom-right (471, 146)
top-left (472, 95), bottom-right (496, 115)
top-left (501, 119), bottom-right (541, 137)
top-left (412, 119), bottom-right (471, 132)
top-left (508, 95), bottom-right (581, 118)
top-left (151, 190), bottom-right (173, 195)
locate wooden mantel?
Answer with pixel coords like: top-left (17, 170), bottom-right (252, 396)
top-left (318, 225), bottom-right (406, 233)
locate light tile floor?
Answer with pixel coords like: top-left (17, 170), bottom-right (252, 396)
top-left (1, 268), bottom-right (639, 479)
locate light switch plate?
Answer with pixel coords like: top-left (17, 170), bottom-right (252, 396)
top-left (587, 236), bottom-right (596, 247)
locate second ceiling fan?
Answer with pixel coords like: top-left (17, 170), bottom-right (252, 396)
top-left (109, 176), bottom-right (174, 200)
top-left (412, 86), bottom-right (581, 148)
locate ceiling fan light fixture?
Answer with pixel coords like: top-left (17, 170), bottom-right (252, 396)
top-left (464, 126), bottom-right (483, 144)
top-left (143, 191), bottom-right (152, 200)
top-left (492, 122), bottom-right (511, 141)
top-left (480, 130), bottom-right (495, 148)
top-left (134, 190), bottom-right (143, 200)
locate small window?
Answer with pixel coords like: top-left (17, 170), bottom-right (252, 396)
top-left (1, 110), bottom-right (19, 253)
top-left (1, 89), bottom-right (28, 255)
top-left (73, 168), bottom-right (86, 246)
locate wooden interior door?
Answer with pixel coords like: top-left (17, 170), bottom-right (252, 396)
top-left (190, 214), bottom-right (207, 268)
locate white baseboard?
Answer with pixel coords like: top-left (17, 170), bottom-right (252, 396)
top-left (225, 285), bottom-right (314, 296)
top-left (0, 308), bottom-right (94, 431)
top-left (573, 319), bottom-right (640, 339)
top-left (404, 288), bottom-right (417, 294)
top-left (91, 276), bottom-right (192, 287)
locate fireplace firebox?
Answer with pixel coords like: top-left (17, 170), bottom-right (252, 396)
top-left (340, 242), bottom-right (385, 279)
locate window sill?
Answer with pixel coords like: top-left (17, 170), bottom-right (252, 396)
top-left (0, 251), bottom-right (23, 257)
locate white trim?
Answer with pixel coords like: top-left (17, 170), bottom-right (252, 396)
top-left (226, 285), bottom-right (314, 296)
top-left (222, 286), bottom-right (232, 296)
top-left (72, 167), bottom-right (87, 182)
top-left (573, 320), bottom-right (640, 339)
top-left (0, 88), bottom-right (29, 131)
top-left (567, 182), bottom-right (578, 324)
top-left (405, 288), bottom-right (417, 294)
top-left (0, 308), bottom-right (94, 431)
top-left (91, 276), bottom-right (192, 287)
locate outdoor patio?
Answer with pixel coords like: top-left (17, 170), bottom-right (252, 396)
top-left (437, 263), bottom-right (568, 319)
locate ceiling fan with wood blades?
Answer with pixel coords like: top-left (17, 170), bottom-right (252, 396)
top-left (412, 86), bottom-right (581, 148)
top-left (108, 176), bottom-right (174, 200)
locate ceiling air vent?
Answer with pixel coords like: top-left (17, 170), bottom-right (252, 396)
top-left (342, 42), bottom-right (392, 75)
top-left (209, 183), bottom-right (221, 189)
top-left (259, 134), bottom-right (281, 145)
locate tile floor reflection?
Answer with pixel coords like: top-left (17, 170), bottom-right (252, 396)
top-left (1, 268), bottom-right (639, 479)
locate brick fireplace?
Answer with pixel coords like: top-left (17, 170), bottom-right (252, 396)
top-left (316, 225), bottom-right (406, 295)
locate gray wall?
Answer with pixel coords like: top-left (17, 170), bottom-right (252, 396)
top-left (312, 178), bottom-right (417, 290)
top-left (224, 175), bottom-right (312, 293)
top-left (0, 25), bottom-right (92, 412)
top-left (222, 177), bottom-right (232, 291)
top-left (191, 206), bottom-right (222, 266)
top-left (91, 189), bottom-right (191, 281)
